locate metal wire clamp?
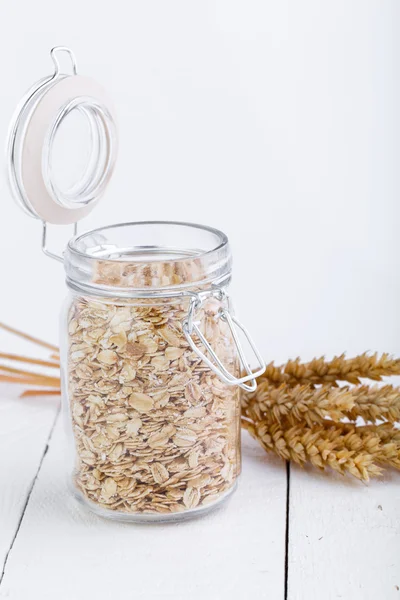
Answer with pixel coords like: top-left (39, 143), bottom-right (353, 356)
top-left (182, 289), bottom-right (266, 392)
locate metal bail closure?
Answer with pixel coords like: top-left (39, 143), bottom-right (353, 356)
top-left (182, 290), bottom-right (266, 392)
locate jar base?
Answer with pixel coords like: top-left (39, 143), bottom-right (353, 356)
top-left (70, 481), bottom-right (238, 523)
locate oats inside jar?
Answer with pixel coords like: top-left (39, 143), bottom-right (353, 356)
top-left (66, 257), bottom-right (241, 517)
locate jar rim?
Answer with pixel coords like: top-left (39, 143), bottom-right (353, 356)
top-left (67, 220), bottom-right (228, 261)
top-left (64, 220), bottom-right (232, 296)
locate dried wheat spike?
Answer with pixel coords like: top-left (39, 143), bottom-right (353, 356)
top-left (325, 421), bottom-right (400, 470)
top-left (343, 385), bottom-right (400, 423)
top-left (358, 422), bottom-right (400, 444)
top-left (241, 417), bottom-right (383, 481)
top-left (242, 381), bottom-right (400, 426)
top-left (242, 393), bottom-right (400, 479)
top-left (242, 382), bottom-right (354, 427)
top-left (257, 353), bottom-right (400, 387)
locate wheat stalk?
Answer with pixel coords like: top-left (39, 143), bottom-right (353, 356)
top-left (0, 374), bottom-right (61, 386)
top-left (0, 351), bottom-right (59, 369)
top-left (242, 413), bottom-right (400, 480)
top-left (259, 353), bottom-right (400, 387)
top-left (242, 381), bottom-right (400, 426)
top-left (358, 422), bottom-right (400, 444)
top-left (241, 417), bottom-right (383, 481)
top-left (20, 389), bottom-right (61, 398)
top-left (0, 324), bottom-right (61, 396)
top-left (242, 382), bottom-right (354, 426)
top-left (0, 322), bottom-right (58, 352)
top-left (321, 421), bottom-right (400, 470)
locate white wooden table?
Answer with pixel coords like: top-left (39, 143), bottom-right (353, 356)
top-left (1, 347), bottom-right (399, 600)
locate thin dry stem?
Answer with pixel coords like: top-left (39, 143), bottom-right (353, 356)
top-left (0, 352), bottom-right (60, 369)
top-left (0, 374), bottom-right (61, 387)
top-left (20, 388), bottom-right (61, 398)
top-left (0, 322), bottom-right (58, 352)
top-left (0, 363), bottom-right (61, 383)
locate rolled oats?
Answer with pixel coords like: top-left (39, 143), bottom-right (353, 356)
top-left (67, 259), bottom-right (241, 518)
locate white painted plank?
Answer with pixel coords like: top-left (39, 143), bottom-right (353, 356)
top-left (0, 318), bottom-right (60, 577)
top-left (0, 425), bottom-right (287, 600)
top-left (288, 464), bottom-right (400, 600)
top-left (0, 386), bottom-right (59, 576)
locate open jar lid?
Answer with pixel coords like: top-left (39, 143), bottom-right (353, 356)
top-left (6, 47), bottom-right (118, 225)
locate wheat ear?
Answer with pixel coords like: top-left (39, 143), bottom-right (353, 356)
top-left (242, 382), bottom-right (400, 426)
top-left (241, 417), bottom-right (383, 481)
top-left (258, 353), bottom-right (400, 387)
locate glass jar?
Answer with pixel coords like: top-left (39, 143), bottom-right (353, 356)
top-left (61, 222), bottom-right (264, 522)
top-left (7, 48), bottom-right (265, 523)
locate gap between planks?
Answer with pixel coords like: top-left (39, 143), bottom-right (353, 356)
top-left (0, 407), bottom-right (60, 587)
top-left (284, 461), bottom-right (291, 600)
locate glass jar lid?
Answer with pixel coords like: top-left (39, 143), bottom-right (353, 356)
top-left (6, 47), bottom-right (118, 225)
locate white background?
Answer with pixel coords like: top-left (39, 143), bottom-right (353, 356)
top-left (0, 2), bottom-right (399, 599)
top-left (0, 0), bottom-right (399, 360)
